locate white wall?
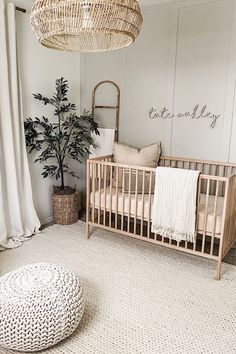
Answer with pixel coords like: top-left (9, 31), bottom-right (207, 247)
top-left (81, 0), bottom-right (236, 163)
top-left (13, 0), bottom-right (236, 223)
top-left (16, 5), bottom-right (81, 224)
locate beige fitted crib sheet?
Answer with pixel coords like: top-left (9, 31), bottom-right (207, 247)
top-left (90, 187), bottom-right (224, 236)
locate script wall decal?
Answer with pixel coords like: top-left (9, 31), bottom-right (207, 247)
top-left (149, 105), bottom-right (220, 128)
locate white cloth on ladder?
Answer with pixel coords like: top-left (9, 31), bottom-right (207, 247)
top-left (151, 167), bottom-right (200, 243)
top-left (89, 128), bottom-right (115, 158)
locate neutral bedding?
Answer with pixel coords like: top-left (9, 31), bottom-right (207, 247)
top-left (151, 167), bottom-right (200, 243)
top-left (90, 187), bottom-right (224, 237)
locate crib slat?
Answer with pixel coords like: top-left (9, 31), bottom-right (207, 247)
top-left (160, 229), bottom-right (164, 242)
top-left (210, 165), bottom-right (217, 195)
top-left (147, 171), bottom-right (153, 239)
top-left (223, 166), bottom-right (226, 178)
top-left (200, 163), bottom-right (203, 174)
top-left (194, 177), bottom-right (202, 252)
top-left (202, 179), bottom-right (210, 253)
top-left (232, 178), bottom-right (236, 246)
top-left (134, 170), bottom-right (138, 235)
top-left (140, 170), bottom-right (145, 237)
top-left (230, 177), bottom-right (235, 252)
top-left (228, 166), bottom-right (233, 177)
top-left (219, 166), bottom-right (224, 196)
top-left (86, 161), bottom-right (91, 227)
top-left (218, 180), bottom-right (230, 266)
top-left (98, 163), bottom-right (101, 224)
top-left (103, 165), bottom-right (107, 226)
top-left (115, 166), bottom-right (119, 230)
top-left (206, 163), bottom-right (210, 176)
top-left (127, 168), bottom-right (132, 233)
top-left (232, 178), bottom-right (236, 243)
top-left (109, 165), bottom-right (113, 228)
top-left (121, 167), bottom-right (125, 231)
top-left (210, 180), bottom-right (219, 256)
top-left (92, 163), bottom-right (95, 223)
top-left (227, 177), bottom-right (236, 251)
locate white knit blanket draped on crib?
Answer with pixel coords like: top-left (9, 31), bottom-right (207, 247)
top-left (151, 167), bottom-right (200, 243)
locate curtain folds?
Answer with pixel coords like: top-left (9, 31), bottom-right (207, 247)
top-left (0, 0), bottom-right (41, 250)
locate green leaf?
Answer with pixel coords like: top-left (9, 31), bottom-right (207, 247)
top-left (24, 77), bottom-right (99, 185)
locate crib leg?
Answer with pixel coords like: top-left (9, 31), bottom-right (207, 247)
top-left (215, 259), bottom-right (222, 281)
top-left (86, 223), bottom-right (91, 240)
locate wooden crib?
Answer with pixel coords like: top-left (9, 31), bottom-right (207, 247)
top-left (86, 155), bottom-right (236, 280)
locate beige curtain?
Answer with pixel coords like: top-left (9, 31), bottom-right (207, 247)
top-left (0, 0), bottom-right (40, 250)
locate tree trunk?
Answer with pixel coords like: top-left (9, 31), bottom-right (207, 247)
top-left (60, 165), bottom-right (64, 190)
top-left (58, 112), bottom-right (64, 190)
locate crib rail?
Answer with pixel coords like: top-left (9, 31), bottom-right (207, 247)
top-left (160, 156), bottom-right (236, 177)
top-left (86, 155), bottom-right (236, 279)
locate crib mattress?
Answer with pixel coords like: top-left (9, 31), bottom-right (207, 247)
top-left (90, 188), bottom-right (224, 236)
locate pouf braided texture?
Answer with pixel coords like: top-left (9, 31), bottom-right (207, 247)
top-left (0, 263), bottom-right (85, 352)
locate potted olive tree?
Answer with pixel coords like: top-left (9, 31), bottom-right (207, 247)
top-left (24, 77), bottom-right (99, 225)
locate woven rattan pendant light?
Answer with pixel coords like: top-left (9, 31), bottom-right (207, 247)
top-left (30, 0), bottom-right (143, 52)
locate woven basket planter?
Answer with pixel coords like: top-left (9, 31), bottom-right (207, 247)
top-left (52, 189), bottom-right (78, 225)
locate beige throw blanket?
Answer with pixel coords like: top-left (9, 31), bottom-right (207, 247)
top-left (151, 167), bottom-right (200, 243)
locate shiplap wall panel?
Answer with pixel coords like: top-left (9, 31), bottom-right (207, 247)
top-left (229, 90), bottom-right (236, 162)
top-left (124, 10), bottom-right (172, 150)
top-left (81, 0), bottom-right (236, 164)
top-left (171, 0), bottom-right (234, 160)
top-left (82, 49), bottom-right (126, 140)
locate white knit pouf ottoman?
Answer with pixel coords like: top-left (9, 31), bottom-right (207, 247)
top-left (0, 263), bottom-right (85, 352)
